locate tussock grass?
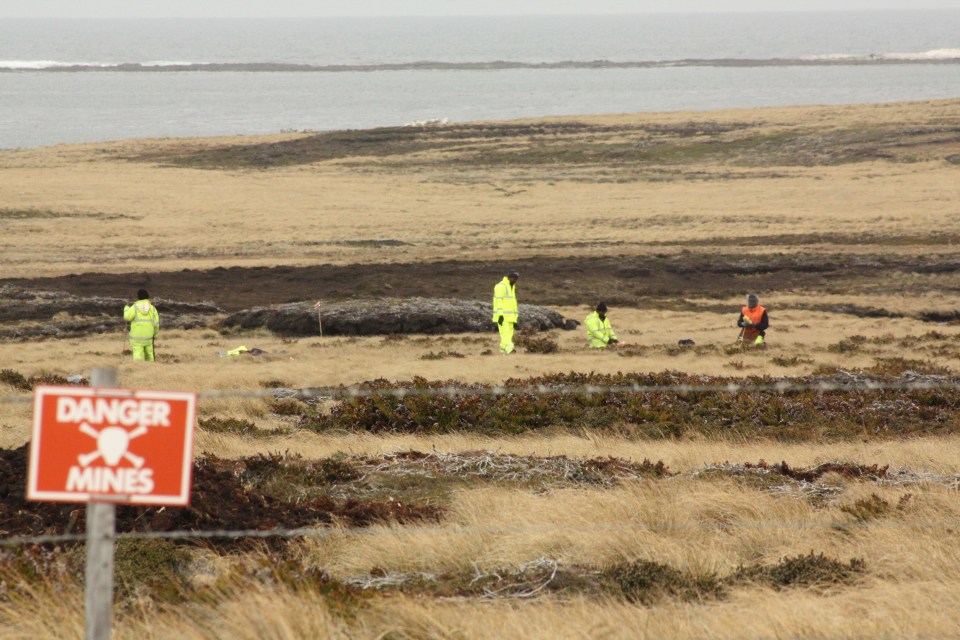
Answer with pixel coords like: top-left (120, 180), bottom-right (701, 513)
top-left (3, 100), bottom-right (960, 638)
top-left (0, 368), bottom-right (79, 391)
top-left (351, 583), bottom-right (960, 639)
top-left (123, 583), bottom-right (351, 640)
top-left (295, 479), bottom-right (934, 578)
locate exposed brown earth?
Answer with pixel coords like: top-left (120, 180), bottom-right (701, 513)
top-left (0, 446), bottom-right (441, 541)
top-left (4, 247), bottom-right (960, 340)
top-left (5, 251), bottom-right (960, 315)
top-left (115, 118), bottom-right (960, 172)
top-left (0, 285), bottom-right (222, 339)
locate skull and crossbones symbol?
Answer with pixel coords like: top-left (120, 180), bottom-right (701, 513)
top-left (76, 422), bottom-right (147, 468)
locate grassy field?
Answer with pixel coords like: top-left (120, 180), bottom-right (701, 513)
top-left (1, 100), bottom-right (959, 278)
top-left (1, 99), bottom-right (960, 639)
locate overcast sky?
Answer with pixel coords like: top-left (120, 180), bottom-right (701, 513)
top-left (4, 0), bottom-right (960, 18)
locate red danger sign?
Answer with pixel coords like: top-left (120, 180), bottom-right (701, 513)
top-left (28, 386), bottom-right (197, 505)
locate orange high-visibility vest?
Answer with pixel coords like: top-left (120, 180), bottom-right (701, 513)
top-left (741, 305), bottom-right (765, 341)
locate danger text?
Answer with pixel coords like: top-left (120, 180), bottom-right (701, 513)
top-left (56, 397), bottom-right (171, 428)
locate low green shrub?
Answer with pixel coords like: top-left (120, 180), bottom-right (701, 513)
top-left (240, 453), bottom-right (363, 501)
top-left (270, 398), bottom-right (316, 417)
top-left (0, 369), bottom-right (78, 391)
top-left (197, 416), bottom-right (293, 438)
top-left (828, 335), bottom-right (868, 353)
top-left (868, 357), bottom-right (951, 376)
top-left (604, 560), bottom-right (724, 604)
top-left (772, 355), bottom-right (813, 367)
top-left (114, 538), bottom-right (190, 603)
top-left (297, 371), bottom-right (960, 440)
top-left (0, 369), bottom-right (28, 390)
top-left (419, 350), bottom-right (466, 360)
top-left (731, 552), bottom-right (865, 588)
top-left (515, 334), bottom-right (560, 354)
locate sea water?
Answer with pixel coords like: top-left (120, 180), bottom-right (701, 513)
top-left (0, 12), bottom-right (958, 149)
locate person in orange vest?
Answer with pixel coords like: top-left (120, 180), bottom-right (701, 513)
top-left (737, 294), bottom-right (769, 346)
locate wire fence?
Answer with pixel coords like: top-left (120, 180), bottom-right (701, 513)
top-left (2, 375), bottom-right (959, 549)
top-left (2, 375), bottom-right (959, 406)
top-left (5, 517), bottom-right (960, 549)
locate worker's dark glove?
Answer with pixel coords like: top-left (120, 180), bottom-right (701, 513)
top-left (497, 316), bottom-right (504, 326)
top-left (609, 338), bottom-right (619, 345)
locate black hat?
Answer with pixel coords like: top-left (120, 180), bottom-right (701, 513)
top-left (137, 289), bottom-right (150, 300)
top-left (596, 302), bottom-right (607, 313)
top-left (507, 271), bottom-right (520, 280)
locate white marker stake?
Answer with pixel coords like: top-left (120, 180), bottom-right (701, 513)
top-left (85, 367), bottom-right (117, 640)
top-left (313, 301), bottom-right (324, 337)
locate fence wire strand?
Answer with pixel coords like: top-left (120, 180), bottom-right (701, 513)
top-left (2, 376), bottom-right (959, 406)
top-left (2, 376), bottom-right (960, 548)
top-left (5, 518), bottom-right (960, 548)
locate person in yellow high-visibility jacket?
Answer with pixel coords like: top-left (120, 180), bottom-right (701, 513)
top-left (492, 271), bottom-right (519, 354)
top-left (585, 302), bottom-right (619, 348)
top-left (123, 289), bottom-right (160, 361)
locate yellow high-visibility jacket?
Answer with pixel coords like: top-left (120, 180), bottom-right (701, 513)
top-left (123, 299), bottom-right (159, 343)
top-left (492, 277), bottom-right (518, 324)
top-left (585, 311), bottom-right (617, 348)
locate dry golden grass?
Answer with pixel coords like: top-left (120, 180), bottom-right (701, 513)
top-left (302, 479), bottom-right (959, 576)
top-left (4, 479), bottom-right (959, 639)
top-left (0, 578), bottom-right (84, 640)
top-left (15, 581), bottom-right (958, 640)
top-left (1, 99), bottom-right (959, 278)
top-left (3, 100), bottom-right (960, 638)
top-left (354, 584), bottom-right (960, 640)
top-left (0, 578), bottom-right (350, 640)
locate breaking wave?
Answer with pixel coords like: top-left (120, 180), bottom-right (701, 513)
top-left (2, 50), bottom-right (960, 72)
top-left (801, 48), bottom-right (960, 62)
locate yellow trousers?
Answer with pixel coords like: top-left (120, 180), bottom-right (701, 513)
top-left (498, 322), bottom-right (515, 354)
top-left (130, 340), bottom-right (155, 362)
